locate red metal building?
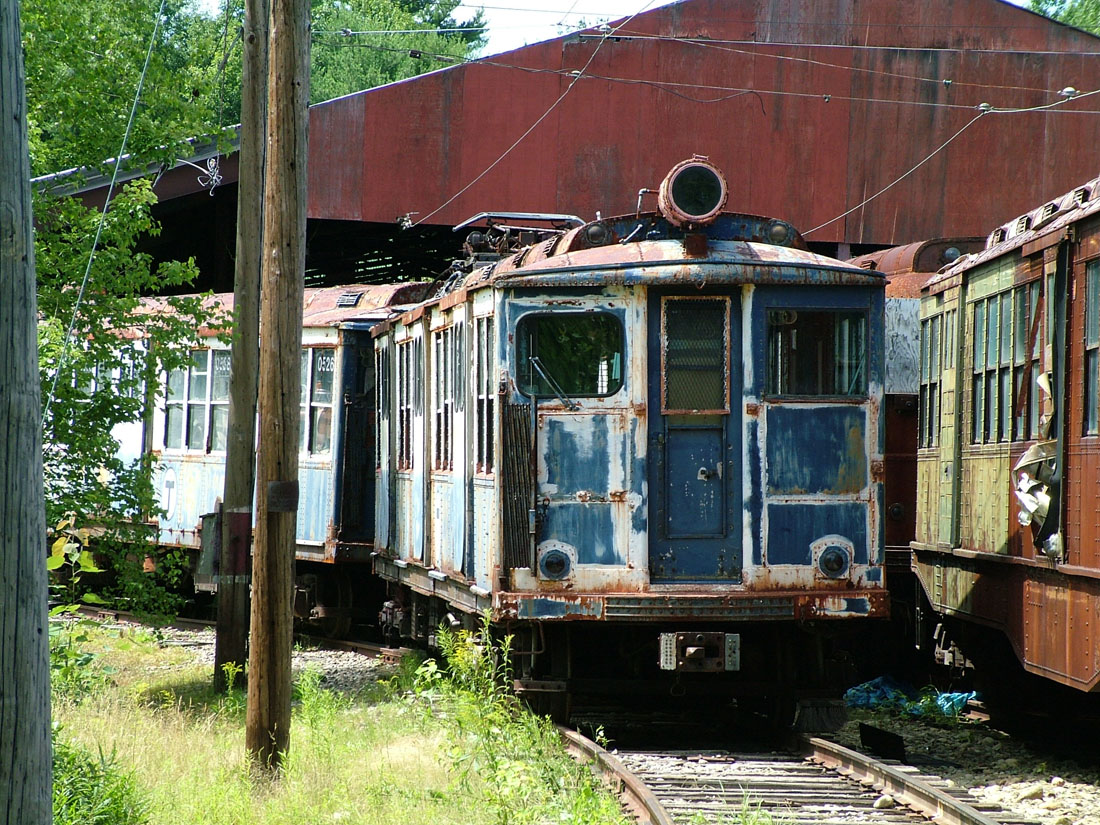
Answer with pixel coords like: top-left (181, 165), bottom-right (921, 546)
top-left (62, 0), bottom-right (1100, 287)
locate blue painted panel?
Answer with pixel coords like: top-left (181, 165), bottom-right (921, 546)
top-left (297, 460), bottom-right (334, 544)
top-left (517, 597), bottom-right (604, 620)
top-left (766, 502), bottom-right (868, 565)
top-left (665, 427), bottom-right (725, 537)
top-left (746, 417), bottom-right (763, 566)
top-left (541, 503), bottom-right (622, 565)
top-left (543, 416), bottom-right (610, 496)
top-left (766, 406), bottom-right (867, 494)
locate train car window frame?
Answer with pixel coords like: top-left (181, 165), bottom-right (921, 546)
top-left (515, 311), bottom-right (624, 400)
top-left (396, 337), bottom-right (417, 471)
top-left (299, 347), bottom-right (335, 456)
top-left (919, 314), bottom-right (941, 448)
top-left (433, 326), bottom-right (455, 471)
top-left (661, 296), bottom-right (731, 414)
top-left (765, 309), bottom-right (868, 398)
top-left (164, 347), bottom-right (230, 454)
top-left (1085, 259), bottom-right (1100, 436)
top-left (474, 315), bottom-right (495, 475)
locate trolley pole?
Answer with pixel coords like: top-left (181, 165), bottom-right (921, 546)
top-left (245, 0), bottom-right (308, 770)
top-left (0, 0), bottom-right (51, 818)
top-left (213, 0), bottom-right (269, 694)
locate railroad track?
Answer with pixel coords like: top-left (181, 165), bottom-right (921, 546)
top-left (561, 728), bottom-right (1029, 825)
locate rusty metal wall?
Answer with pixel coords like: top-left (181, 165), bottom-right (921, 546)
top-left (305, 0), bottom-right (1100, 246)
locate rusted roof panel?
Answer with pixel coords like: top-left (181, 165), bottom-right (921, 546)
top-left (849, 238), bottom-right (985, 296)
top-left (138, 282), bottom-right (430, 329)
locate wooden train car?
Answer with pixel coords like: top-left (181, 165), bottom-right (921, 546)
top-left (913, 176), bottom-right (1100, 695)
top-left (371, 159), bottom-right (891, 726)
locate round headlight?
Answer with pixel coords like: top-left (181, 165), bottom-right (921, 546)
top-left (818, 546), bottom-right (850, 578)
top-left (658, 157), bottom-right (728, 227)
top-left (538, 548), bottom-right (572, 580)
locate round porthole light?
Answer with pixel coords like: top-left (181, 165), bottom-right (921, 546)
top-left (538, 548), bottom-right (572, 580)
top-left (658, 157), bottom-right (728, 227)
top-left (818, 546), bottom-right (850, 578)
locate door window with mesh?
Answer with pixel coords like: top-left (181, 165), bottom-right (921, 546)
top-left (661, 297), bottom-right (730, 413)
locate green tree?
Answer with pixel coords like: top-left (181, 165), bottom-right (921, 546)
top-left (22, 0), bottom-right (221, 178)
top-left (1029, 0), bottom-right (1100, 34)
top-left (36, 179), bottom-right (227, 613)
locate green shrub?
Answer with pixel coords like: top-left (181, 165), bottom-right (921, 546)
top-left (53, 732), bottom-right (147, 825)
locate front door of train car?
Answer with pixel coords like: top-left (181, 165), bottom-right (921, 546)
top-left (647, 293), bottom-right (743, 582)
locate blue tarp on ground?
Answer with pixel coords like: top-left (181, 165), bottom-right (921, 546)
top-left (845, 676), bottom-right (977, 717)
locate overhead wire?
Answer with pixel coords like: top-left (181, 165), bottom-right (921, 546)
top-left (804, 87), bottom-right (1100, 236)
top-left (410, 0), bottom-right (664, 227)
top-left (317, 38), bottom-right (1100, 114)
top-left (45, 0), bottom-right (171, 417)
top-left (317, 24), bottom-right (1100, 98)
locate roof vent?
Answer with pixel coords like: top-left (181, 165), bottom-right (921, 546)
top-left (336, 292), bottom-right (364, 307)
top-left (990, 227), bottom-right (1007, 246)
top-left (1073, 187), bottom-right (1090, 207)
top-left (1014, 215), bottom-right (1032, 235)
top-left (1039, 202), bottom-right (1057, 222)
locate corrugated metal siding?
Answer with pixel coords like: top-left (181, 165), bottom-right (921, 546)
top-left (301, 0), bottom-right (1100, 246)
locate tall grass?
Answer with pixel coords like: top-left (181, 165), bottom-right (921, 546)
top-left (52, 621), bottom-right (628, 825)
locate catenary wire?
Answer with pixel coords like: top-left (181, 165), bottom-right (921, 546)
top-left (410, 0), bottom-right (663, 227)
top-left (45, 0), bottom-right (170, 416)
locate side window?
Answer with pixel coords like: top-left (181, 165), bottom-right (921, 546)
top-left (210, 350), bottom-right (231, 452)
top-left (475, 316), bottom-right (495, 474)
top-left (397, 340), bottom-right (413, 470)
top-left (299, 347), bottom-right (335, 455)
top-left (766, 310), bottom-right (867, 396)
top-left (433, 327), bottom-right (453, 470)
top-left (516, 313), bottom-right (623, 397)
top-left (165, 365), bottom-right (186, 449)
top-left (375, 344), bottom-right (387, 470)
top-left (919, 314), bottom-right (941, 448)
top-left (164, 348), bottom-right (229, 453)
top-left (1086, 260), bottom-right (1100, 436)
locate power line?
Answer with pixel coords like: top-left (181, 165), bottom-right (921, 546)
top-left (411, 0), bottom-right (663, 227)
top-left (46, 0), bottom-right (170, 417)
top-left (321, 38), bottom-right (1100, 114)
top-left (805, 87), bottom-right (1100, 236)
top-left (580, 30), bottom-right (1100, 57)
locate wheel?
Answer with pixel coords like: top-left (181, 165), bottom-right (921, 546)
top-left (316, 574), bottom-right (352, 638)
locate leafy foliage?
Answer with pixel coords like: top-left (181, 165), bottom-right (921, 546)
top-left (37, 179), bottom-right (228, 615)
top-left (1029, 0), bottom-right (1100, 33)
top-left (413, 617), bottom-right (628, 825)
top-left (53, 730), bottom-right (148, 825)
top-left (308, 0), bottom-right (484, 106)
top-left (22, 0), bottom-right (222, 178)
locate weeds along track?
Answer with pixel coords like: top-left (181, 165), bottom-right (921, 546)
top-left (560, 729), bottom-right (1022, 825)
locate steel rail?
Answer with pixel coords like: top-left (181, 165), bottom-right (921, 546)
top-left (801, 735), bottom-right (1002, 825)
top-left (556, 727), bottom-right (675, 825)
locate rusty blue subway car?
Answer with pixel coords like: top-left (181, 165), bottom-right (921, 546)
top-left (371, 159), bottom-right (889, 726)
top-left (137, 283), bottom-right (427, 634)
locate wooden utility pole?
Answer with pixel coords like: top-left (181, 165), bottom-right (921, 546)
top-left (0, 0), bottom-right (52, 820)
top-left (245, 0), bottom-right (309, 770)
top-left (214, 0), bottom-right (269, 694)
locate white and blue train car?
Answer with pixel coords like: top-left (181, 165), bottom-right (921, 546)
top-left (135, 282), bottom-right (426, 632)
top-left (372, 159), bottom-right (889, 726)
